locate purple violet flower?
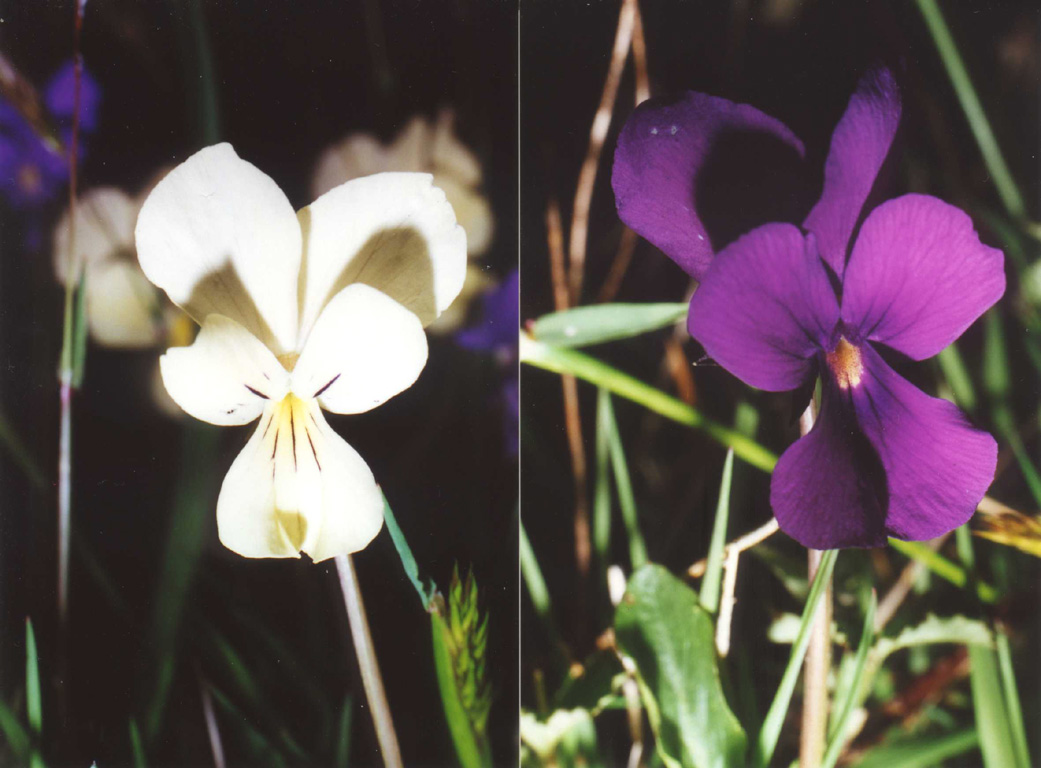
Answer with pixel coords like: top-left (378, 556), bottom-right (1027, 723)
top-left (612, 68), bottom-right (1004, 549)
top-left (457, 270), bottom-right (519, 456)
top-left (0, 59), bottom-right (100, 211)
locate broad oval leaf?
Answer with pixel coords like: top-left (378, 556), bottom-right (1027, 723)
top-left (614, 564), bottom-right (747, 768)
top-left (532, 303), bottom-right (687, 348)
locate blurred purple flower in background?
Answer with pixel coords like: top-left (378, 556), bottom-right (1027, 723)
top-left (613, 67), bottom-right (1004, 549)
top-left (457, 270), bottom-right (519, 456)
top-left (0, 59), bottom-right (100, 212)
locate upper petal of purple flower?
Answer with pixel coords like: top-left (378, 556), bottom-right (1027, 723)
top-left (688, 223), bottom-right (838, 392)
top-left (45, 59), bottom-right (101, 134)
top-left (840, 194), bottom-right (1005, 360)
top-left (456, 270), bottom-right (519, 355)
top-left (852, 342), bottom-right (997, 540)
top-left (771, 375), bottom-right (889, 549)
top-left (612, 92), bottom-right (805, 280)
top-left (803, 66), bottom-right (901, 277)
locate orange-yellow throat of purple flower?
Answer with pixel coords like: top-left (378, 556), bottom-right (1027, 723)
top-left (826, 337), bottom-right (863, 390)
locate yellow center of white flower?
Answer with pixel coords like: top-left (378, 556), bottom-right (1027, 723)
top-left (261, 392), bottom-right (322, 551)
top-left (825, 337), bottom-right (863, 390)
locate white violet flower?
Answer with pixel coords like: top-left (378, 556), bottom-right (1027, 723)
top-left (135, 143), bottom-right (466, 561)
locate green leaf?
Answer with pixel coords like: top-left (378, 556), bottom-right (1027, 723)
top-left (699, 450), bottom-right (734, 615)
top-left (872, 614), bottom-right (993, 662)
top-left (25, 619), bottom-right (41, 736)
top-left (382, 494), bottom-right (438, 609)
top-left (851, 728), bottom-right (979, 768)
top-left (521, 336), bottom-right (778, 473)
top-left (995, 629), bottom-right (1031, 767)
top-left (532, 303), bottom-right (688, 348)
top-left (754, 549), bottom-right (837, 768)
top-left (614, 564), bottom-right (747, 768)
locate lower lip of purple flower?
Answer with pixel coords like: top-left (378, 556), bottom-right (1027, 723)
top-left (826, 336), bottom-right (863, 390)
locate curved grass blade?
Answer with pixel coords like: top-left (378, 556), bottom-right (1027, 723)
top-left (699, 450), bottom-right (734, 615)
top-left (753, 549), bottom-right (837, 768)
top-left (532, 302), bottom-right (688, 348)
top-left (602, 390), bottom-right (646, 569)
top-left (820, 590), bottom-right (876, 768)
top-left (851, 728), bottom-right (978, 768)
top-left (382, 493), bottom-right (438, 609)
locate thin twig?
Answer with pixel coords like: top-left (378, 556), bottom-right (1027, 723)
top-left (548, 201), bottom-right (592, 576)
top-left (799, 405), bottom-right (830, 768)
top-left (874, 534), bottom-right (950, 632)
top-left (567, 0), bottom-right (637, 304)
top-left (631, 0), bottom-right (650, 106)
top-left (197, 674), bottom-right (226, 768)
top-left (335, 555), bottom-right (403, 768)
top-left (715, 546), bottom-right (741, 657)
top-left (597, 226), bottom-right (639, 304)
top-left (687, 518), bottom-right (779, 578)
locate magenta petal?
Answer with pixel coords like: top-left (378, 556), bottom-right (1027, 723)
top-left (688, 224), bottom-right (838, 392)
top-left (803, 67), bottom-right (901, 276)
top-left (771, 379), bottom-right (889, 549)
top-left (854, 344), bottom-right (996, 541)
top-left (840, 194), bottom-right (1005, 360)
top-left (612, 92), bottom-right (805, 279)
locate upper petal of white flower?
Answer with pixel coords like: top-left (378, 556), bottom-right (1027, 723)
top-left (160, 314), bottom-right (289, 426)
top-left (216, 395), bottom-right (384, 560)
top-left (296, 172), bottom-right (467, 339)
top-left (54, 187), bottom-right (138, 284)
top-left (293, 283), bottom-right (427, 414)
top-left (135, 143), bottom-right (302, 355)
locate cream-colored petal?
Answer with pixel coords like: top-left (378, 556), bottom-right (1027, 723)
top-left (159, 314), bottom-right (289, 426)
top-left (135, 143), bottom-right (301, 354)
top-left (387, 116), bottom-right (433, 170)
top-left (297, 172), bottom-right (466, 337)
top-left (216, 395), bottom-right (383, 561)
top-left (293, 283), bottom-right (427, 414)
top-left (431, 111), bottom-right (482, 187)
top-left (85, 260), bottom-right (163, 348)
top-left (433, 174), bottom-right (494, 257)
top-left (54, 187), bottom-right (138, 284)
top-left (311, 134), bottom-right (391, 199)
top-left (427, 263), bottom-right (495, 334)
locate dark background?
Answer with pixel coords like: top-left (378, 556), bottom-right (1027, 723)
top-left (0, 0), bottom-right (517, 765)
top-left (520, 0), bottom-right (1041, 763)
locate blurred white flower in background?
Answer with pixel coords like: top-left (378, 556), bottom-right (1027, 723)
top-left (313, 109), bottom-right (493, 331)
top-left (136, 143), bottom-right (466, 561)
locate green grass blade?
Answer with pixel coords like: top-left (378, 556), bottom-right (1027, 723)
top-left (594, 389), bottom-right (613, 566)
top-left (382, 493), bottom-right (438, 609)
top-left (0, 406), bottom-right (47, 489)
top-left (25, 619), bottom-right (41, 736)
top-left (995, 628), bottom-right (1031, 767)
top-left (602, 391), bottom-right (646, 569)
top-left (71, 270), bottom-right (89, 388)
top-left (129, 719), bottom-right (147, 768)
top-left (145, 422), bottom-right (219, 738)
top-left (532, 303), bottom-right (688, 348)
top-left (887, 539), bottom-right (998, 603)
top-left (821, 590), bottom-right (876, 768)
top-left (851, 728), bottom-right (978, 768)
top-left (0, 699), bottom-right (29, 757)
top-left (969, 643), bottom-right (1022, 767)
top-left (914, 0), bottom-right (1025, 219)
top-left (335, 694), bottom-right (353, 768)
top-left (699, 450), bottom-right (734, 615)
top-left (937, 344), bottom-right (976, 412)
top-left (521, 522), bottom-right (551, 620)
top-left (753, 549), bottom-right (838, 768)
top-left (521, 335), bottom-right (778, 472)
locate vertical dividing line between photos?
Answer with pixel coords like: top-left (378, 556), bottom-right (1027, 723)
top-left (335, 554), bottom-right (404, 768)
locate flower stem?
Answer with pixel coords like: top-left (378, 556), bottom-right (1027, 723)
top-left (799, 405), bottom-right (831, 768)
top-left (334, 554), bottom-right (403, 768)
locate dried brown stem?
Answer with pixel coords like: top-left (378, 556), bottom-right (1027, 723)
top-left (567, 0), bottom-right (637, 304)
